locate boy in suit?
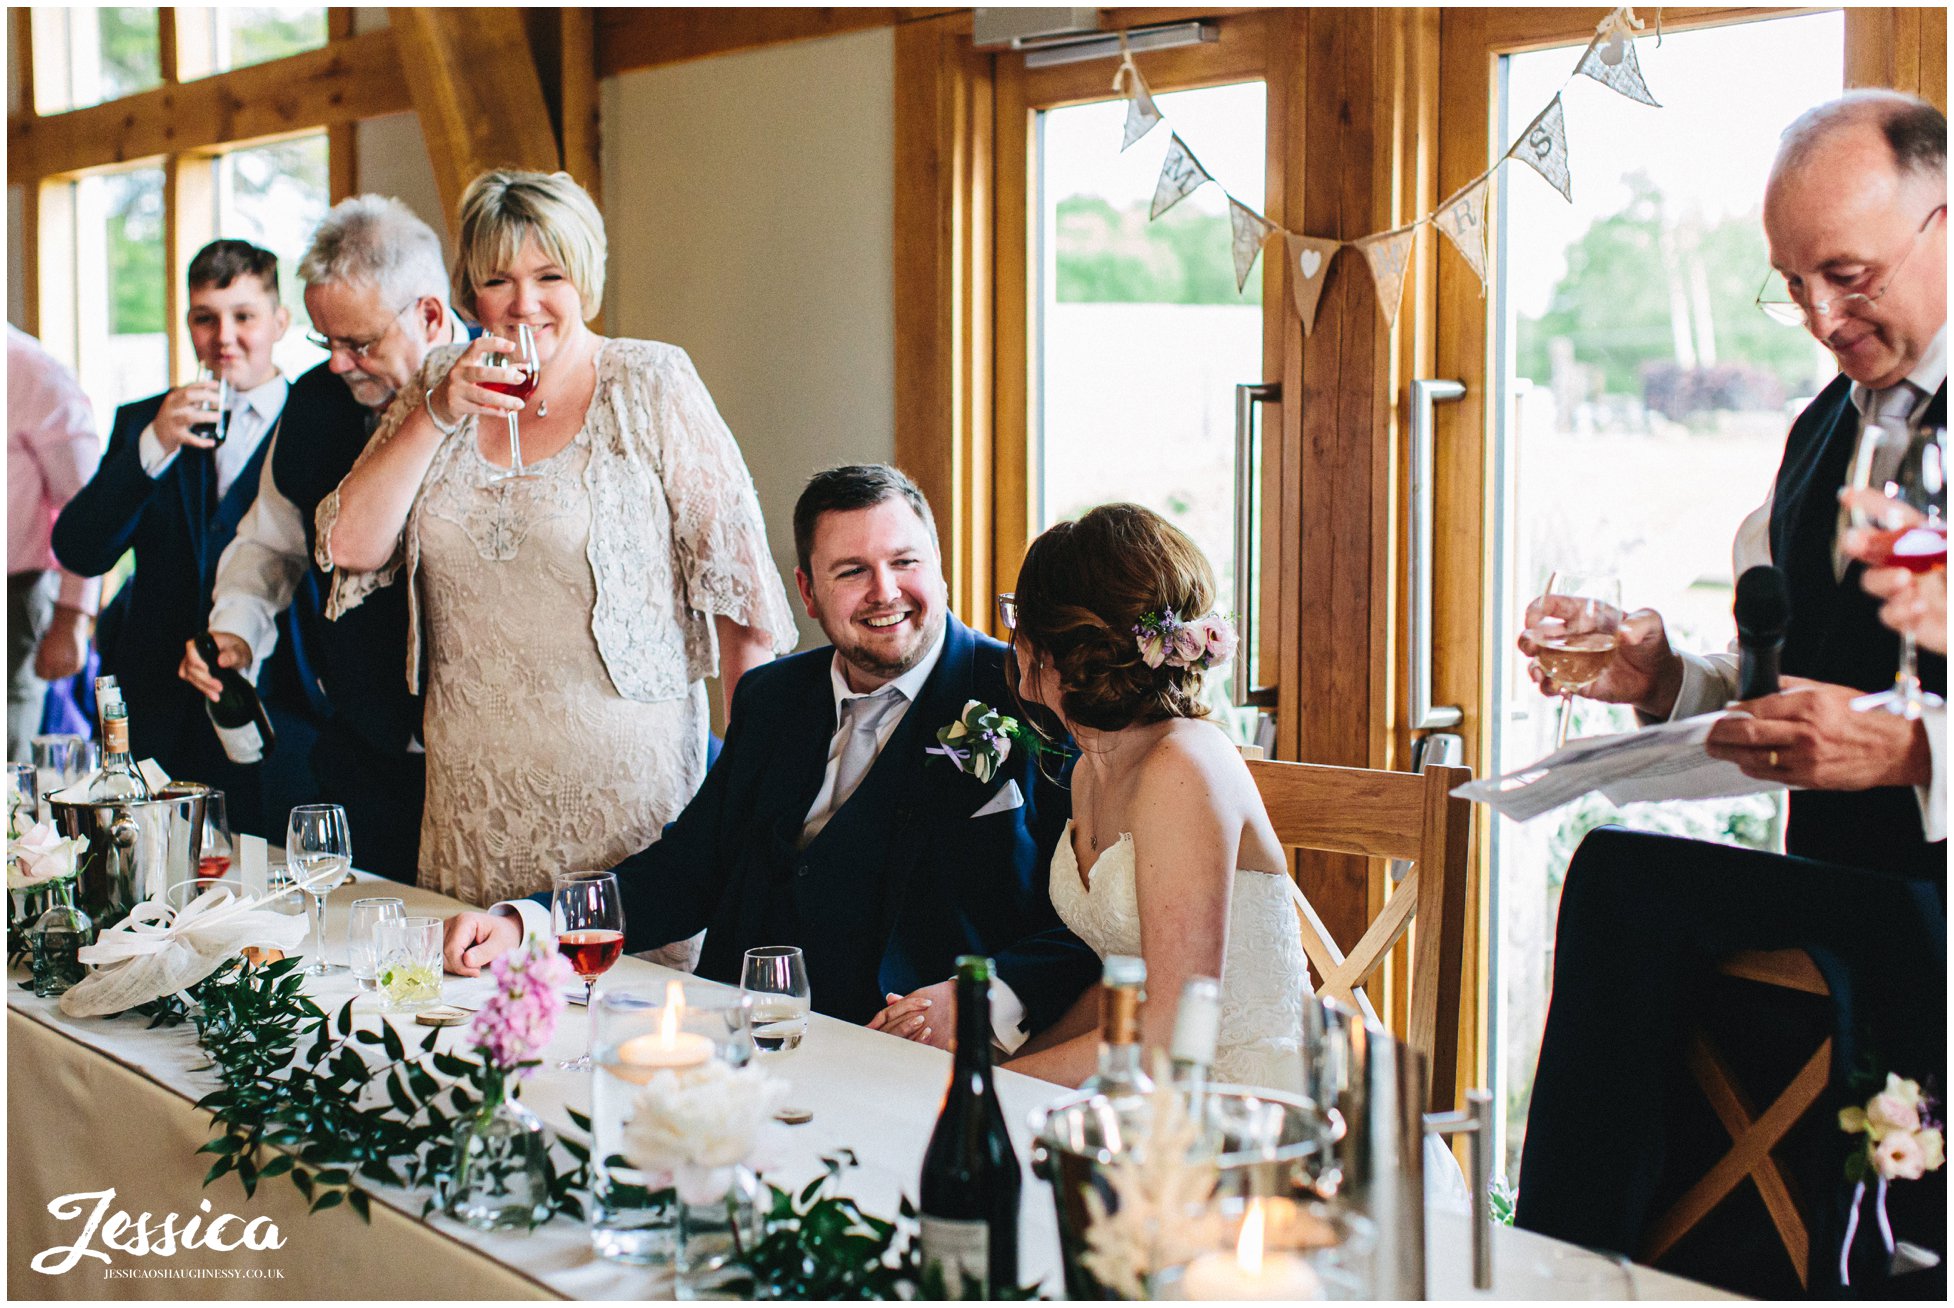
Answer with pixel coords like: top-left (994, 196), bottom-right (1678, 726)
top-left (444, 464), bottom-right (1098, 1046)
top-left (52, 239), bottom-right (316, 835)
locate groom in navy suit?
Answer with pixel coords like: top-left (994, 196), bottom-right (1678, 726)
top-left (445, 464), bottom-right (1098, 1043)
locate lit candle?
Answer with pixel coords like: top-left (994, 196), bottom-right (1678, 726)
top-left (1181, 1199), bottom-right (1324, 1301)
top-left (614, 980), bottom-right (714, 1082)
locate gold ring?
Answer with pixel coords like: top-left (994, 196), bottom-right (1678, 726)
top-left (1768, 750), bottom-right (1781, 769)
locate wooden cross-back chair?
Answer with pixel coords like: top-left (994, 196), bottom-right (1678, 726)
top-left (1640, 948), bottom-right (1834, 1290)
top-left (1245, 758), bottom-right (1473, 1113)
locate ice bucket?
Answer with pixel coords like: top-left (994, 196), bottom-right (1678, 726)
top-left (47, 781), bottom-right (209, 924)
top-left (1028, 1085), bottom-right (1327, 1300)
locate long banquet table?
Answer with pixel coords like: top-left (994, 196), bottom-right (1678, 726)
top-left (9, 872), bottom-right (1735, 1300)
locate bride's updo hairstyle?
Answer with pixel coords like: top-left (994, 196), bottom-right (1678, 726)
top-left (1013, 503), bottom-right (1216, 732)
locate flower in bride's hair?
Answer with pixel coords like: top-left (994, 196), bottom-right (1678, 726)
top-left (1133, 609), bottom-right (1180, 668)
top-left (1198, 613), bottom-right (1239, 668)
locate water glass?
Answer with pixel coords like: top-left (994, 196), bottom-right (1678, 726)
top-left (741, 946), bottom-right (810, 1054)
top-left (31, 733), bottom-right (86, 799)
top-left (8, 762), bottom-right (38, 831)
top-left (375, 916), bottom-right (443, 1012)
top-left (348, 897), bottom-right (406, 992)
top-left (264, 864), bottom-right (307, 917)
top-left (287, 803), bottom-right (352, 976)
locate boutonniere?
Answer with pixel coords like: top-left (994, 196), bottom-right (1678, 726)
top-left (1837, 1072), bottom-right (1944, 1284)
top-left (928, 700), bottom-right (1061, 783)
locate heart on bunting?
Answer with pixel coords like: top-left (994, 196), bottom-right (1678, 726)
top-left (1285, 234), bottom-right (1342, 334)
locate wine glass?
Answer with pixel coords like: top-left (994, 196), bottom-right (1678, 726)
top-left (197, 789), bottom-right (234, 888)
top-left (1848, 422), bottom-right (1947, 717)
top-left (482, 322), bottom-right (540, 480)
top-left (741, 946), bottom-right (811, 1054)
top-left (1525, 571), bottom-right (1623, 749)
top-left (287, 803), bottom-right (353, 976)
top-left (553, 869), bottom-right (624, 1070)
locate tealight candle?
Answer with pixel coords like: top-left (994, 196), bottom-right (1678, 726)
top-left (613, 980), bottom-right (713, 1083)
top-left (1181, 1199), bottom-right (1324, 1301)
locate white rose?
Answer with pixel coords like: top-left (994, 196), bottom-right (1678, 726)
top-left (623, 1060), bottom-right (787, 1182)
top-left (9, 822), bottom-right (86, 890)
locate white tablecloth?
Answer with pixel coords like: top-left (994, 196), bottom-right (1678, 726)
top-left (7, 873), bottom-right (1733, 1300)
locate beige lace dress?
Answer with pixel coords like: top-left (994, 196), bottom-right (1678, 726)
top-left (317, 339), bottom-right (798, 913)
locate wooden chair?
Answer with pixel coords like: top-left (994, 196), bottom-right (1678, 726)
top-left (1245, 758), bottom-right (1473, 1112)
top-left (1640, 948), bottom-right (1834, 1290)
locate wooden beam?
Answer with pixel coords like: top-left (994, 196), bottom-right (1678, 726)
top-left (157, 9), bottom-right (180, 85)
top-left (387, 8), bottom-right (560, 234)
top-left (12, 9), bottom-right (35, 119)
top-left (598, 8), bottom-right (961, 79)
top-left (1846, 6), bottom-right (1949, 112)
top-left (893, 15), bottom-right (994, 626)
top-left (327, 8), bottom-right (358, 202)
top-left (8, 28), bottom-right (409, 185)
top-left (560, 9), bottom-right (601, 202)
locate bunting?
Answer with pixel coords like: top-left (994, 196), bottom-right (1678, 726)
top-left (1150, 134), bottom-right (1213, 220)
top-left (1285, 234), bottom-right (1342, 334)
top-left (1228, 199), bottom-right (1277, 293)
top-left (1106, 5), bottom-right (1660, 322)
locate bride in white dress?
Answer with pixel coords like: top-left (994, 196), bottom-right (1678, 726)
top-left (996, 504), bottom-right (1310, 1089)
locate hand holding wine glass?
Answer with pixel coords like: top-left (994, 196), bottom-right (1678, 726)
top-left (1845, 423), bottom-right (1946, 716)
top-left (481, 323), bottom-right (540, 479)
top-left (1522, 571), bottom-right (1624, 748)
top-left (553, 868), bottom-right (624, 1070)
top-left (287, 804), bottom-right (353, 977)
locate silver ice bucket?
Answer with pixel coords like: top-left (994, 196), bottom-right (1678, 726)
top-left (1028, 1085), bottom-right (1328, 1300)
top-left (47, 781), bottom-right (209, 925)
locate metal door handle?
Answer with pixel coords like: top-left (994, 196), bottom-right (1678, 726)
top-left (1233, 381), bottom-right (1280, 709)
top-left (1409, 379), bottom-right (1465, 731)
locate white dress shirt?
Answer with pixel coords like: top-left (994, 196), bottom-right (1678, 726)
top-left (498, 620), bottom-right (1033, 1051)
top-left (138, 372), bottom-right (288, 498)
top-left (1666, 325), bottom-right (1946, 841)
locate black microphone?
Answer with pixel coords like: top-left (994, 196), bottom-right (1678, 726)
top-left (1733, 565), bottom-right (1791, 701)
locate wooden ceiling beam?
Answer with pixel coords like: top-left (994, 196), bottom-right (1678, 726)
top-left (596, 8), bottom-right (964, 79)
top-left (7, 27), bottom-right (409, 185)
top-left (387, 7), bottom-right (561, 232)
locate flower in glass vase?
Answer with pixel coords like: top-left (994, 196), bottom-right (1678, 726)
top-left (8, 821), bottom-right (88, 891)
top-left (623, 1057), bottom-right (789, 1204)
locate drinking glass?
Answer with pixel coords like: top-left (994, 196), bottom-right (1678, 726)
top-left (348, 897), bottom-right (406, 993)
top-left (1524, 571), bottom-right (1623, 748)
top-left (192, 364), bottom-right (232, 444)
top-left (287, 803), bottom-right (353, 976)
top-left (1848, 422), bottom-right (1947, 717)
top-left (197, 790), bottom-right (235, 887)
top-left (375, 916), bottom-right (444, 1012)
top-left (553, 868), bottom-right (624, 1069)
top-left (8, 762), bottom-right (38, 831)
top-left (264, 863), bottom-right (307, 917)
top-left (482, 323), bottom-right (540, 479)
top-left (742, 946), bottom-right (811, 1054)
top-left (31, 733), bottom-right (86, 799)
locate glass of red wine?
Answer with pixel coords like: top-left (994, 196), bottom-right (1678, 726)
top-left (196, 789), bottom-right (234, 890)
top-left (481, 322), bottom-right (540, 480)
top-left (1849, 423), bottom-right (1946, 717)
top-left (553, 868), bottom-right (624, 1070)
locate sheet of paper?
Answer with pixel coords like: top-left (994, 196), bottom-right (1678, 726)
top-left (1453, 711), bottom-right (1785, 820)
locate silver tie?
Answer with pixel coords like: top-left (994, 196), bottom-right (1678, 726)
top-left (803, 688), bottom-right (905, 846)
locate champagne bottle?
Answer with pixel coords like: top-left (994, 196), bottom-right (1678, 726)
top-left (195, 631), bottom-right (276, 764)
top-left (1078, 954), bottom-right (1153, 1099)
top-left (79, 677), bottom-right (151, 802)
top-left (918, 955), bottom-right (1021, 1298)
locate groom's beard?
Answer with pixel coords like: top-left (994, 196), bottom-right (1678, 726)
top-left (834, 610), bottom-right (945, 685)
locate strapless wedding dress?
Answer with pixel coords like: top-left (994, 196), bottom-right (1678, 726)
top-left (1050, 822), bottom-right (1311, 1091)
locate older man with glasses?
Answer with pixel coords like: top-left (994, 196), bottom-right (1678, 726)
top-left (1516, 90), bottom-right (1946, 1297)
top-left (178, 194), bottom-right (469, 882)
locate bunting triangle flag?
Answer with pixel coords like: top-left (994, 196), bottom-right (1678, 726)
top-left (1353, 228), bottom-right (1417, 328)
top-left (1509, 94), bottom-right (1573, 203)
top-left (1122, 71), bottom-right (1163, 150)
top-left (1285, 234), bottom-right (1342, 334)
top-left (1228, 199), bottom-right (1277, 294)
top-left (1576, 25), bottom-right (1661, 107)
top-left (1149, 134), bottom-right (1212, 221)
top-left (1432, 175), bottom-right (1492, 290)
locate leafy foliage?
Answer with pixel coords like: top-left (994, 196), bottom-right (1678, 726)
top-left (1055, 196), bottom-right (1263, 307)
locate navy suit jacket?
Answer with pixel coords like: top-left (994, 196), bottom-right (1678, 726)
top-left (608, 614), bottom-right (1098, 1032)
top-left (51, 388), bottom-right (312, 769)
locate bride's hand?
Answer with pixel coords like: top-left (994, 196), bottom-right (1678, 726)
top-left (868, 980), bottom-right (956, 1050)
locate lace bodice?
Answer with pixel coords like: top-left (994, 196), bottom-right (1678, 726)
top-left (316, 337), bottom-right (798, 701)
top-left (1050, 823), bottom-right (1311, 1091)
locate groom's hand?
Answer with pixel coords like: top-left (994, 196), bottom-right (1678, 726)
top-left (443, 910), bottom-right (521, 975)
top-left (868, 980), bottom-right (956, 1050)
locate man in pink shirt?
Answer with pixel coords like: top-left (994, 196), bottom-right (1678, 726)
top-left (8, 326), bottom-right (103, 757)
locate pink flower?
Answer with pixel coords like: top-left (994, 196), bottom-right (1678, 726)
top-left (1868, 1090), bottom-right (1923, 1136)
top-left (1874, 1130), bottom-right (1929, 1181)
top-left (469, 940), bottom-right (576, 1076)
top-left (1169, 624), bottom-right (1208, 666)
top-left (1197, 615), bottom-right (1238, 668)
top-left (1136, 627), bottom-right (1169, 669)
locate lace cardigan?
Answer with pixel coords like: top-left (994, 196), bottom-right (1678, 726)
top-left (315, 338), bottom-right (798, 702)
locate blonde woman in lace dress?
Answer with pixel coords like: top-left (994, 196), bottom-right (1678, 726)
top-left (315, 171), bottom-right (798, 935)
top-left (927, 504), bottom-right (1310, 1088)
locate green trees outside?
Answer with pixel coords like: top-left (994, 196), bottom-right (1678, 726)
top-left (1055, 195), bottom-right (1264, 306)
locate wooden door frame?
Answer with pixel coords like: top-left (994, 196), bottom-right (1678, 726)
top-left (1428, 2), bottom-right (1945, 1119)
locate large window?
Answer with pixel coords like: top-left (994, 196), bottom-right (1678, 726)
top-left (174, 7), bottom-right (328, 80)
top-left (56, 166), bottom-right (171, 424)
top-left (217, 133), bottom-right (332, 379)
top-left (30, 8), bottom-right (161, 115)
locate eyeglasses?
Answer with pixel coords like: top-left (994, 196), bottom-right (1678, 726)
top-left (1756, 204), bottom-right (1946, 328)
top-left (996, 592), bottom-right (1017, 632)
top-left (305, 297), bottom-right (421, 361)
